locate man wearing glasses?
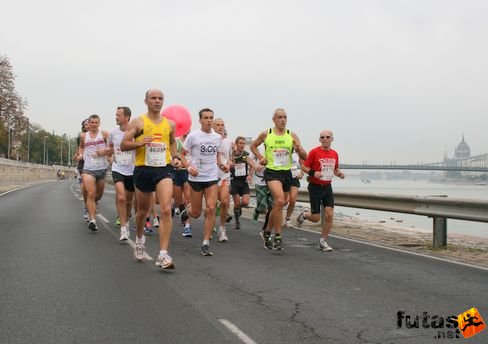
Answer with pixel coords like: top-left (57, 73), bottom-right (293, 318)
top-left (296, 129), bottom-right (345, 251)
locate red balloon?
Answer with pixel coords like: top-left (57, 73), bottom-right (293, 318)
top-left (161, 104), bottom-right (192, 137)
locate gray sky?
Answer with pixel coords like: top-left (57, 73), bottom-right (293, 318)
top-left (1, 0), bottom-right (486, 164)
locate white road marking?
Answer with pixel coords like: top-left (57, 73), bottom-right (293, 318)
top-left (97, 214), bottom-right (110, 223)
top-left (218, 319), bottom-right (257, 344)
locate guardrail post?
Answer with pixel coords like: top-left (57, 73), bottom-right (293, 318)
top-left (432, 217), bottom-right (447, 248)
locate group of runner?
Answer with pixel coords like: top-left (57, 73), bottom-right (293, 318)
top-left (74, 88), bottom-right (345, 270)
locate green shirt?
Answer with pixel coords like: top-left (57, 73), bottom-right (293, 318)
top-left (264, 128), bottom-right (293, 171)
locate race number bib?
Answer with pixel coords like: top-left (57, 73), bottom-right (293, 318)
top-left (90, 153), bottom-right (106, 169)
top-left (272, 149), bottom-right (290, 167)
top-left (145, 142), bottom-right (166, 167)
top-left (114, 146), bottom-right (132, 165)
top-left (320, 158), bottom-right (336, 181)
top-left (234, 163), bottom-right (246, 177)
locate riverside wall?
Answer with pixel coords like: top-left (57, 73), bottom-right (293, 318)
top-left (0, 158), bottom-right (76, 182)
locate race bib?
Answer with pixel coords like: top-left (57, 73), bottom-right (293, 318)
top-left (114, 146), bottom-right (133, 166)
top-left (90, 153), bottom-right (105, 169)
top-left (320, 158), bottom-right (336, 181)
top-left (145, 142), bottom-right (166, 167)
top-left (234, 163), bottom-right (246, 177)
top-left (272, 149), bottom-right (290, 167)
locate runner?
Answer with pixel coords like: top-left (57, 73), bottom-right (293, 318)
top-left (79, 114), bottom-right (111, 232)
top-left (230, 136), bottom-right (255, 229)
top-left (180, 108), bottom-right (222, 256)
top-left (250, 108), bottom-right (307, 250)
top-left (108, 106), bottom-right (135, 241)
top-left (283, 150), bottom-right (303, 227)
top-left (172, 132), bottom-right (192, 237)
top-left (251, 150), bottom-right (273, 232)
top-left (121, 88), bottom-right (180, 269)
top-left (74, 119), bottom-right (89, 221)
top-left (213, 118), bottom-right (233, 242)
top-left (296, 129), bottom-right (345, 251)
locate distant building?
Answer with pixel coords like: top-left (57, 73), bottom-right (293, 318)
top-left (453, 134), bottom-right (470, 160)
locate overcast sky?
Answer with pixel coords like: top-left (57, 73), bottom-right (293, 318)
top-left (1, 0), bottom-right (486, 164)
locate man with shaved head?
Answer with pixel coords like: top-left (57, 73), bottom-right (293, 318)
top-left (250, 108), bottom-right (307, 250)
top-left (296, 129), bottom-right (345, 251)
top-left (121, 88), bottom-right (181, 269)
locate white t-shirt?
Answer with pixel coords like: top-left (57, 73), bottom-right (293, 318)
top-left (108, 127), bottom-right (135, 176)
top-left (250, 153), bottom-right (267, 187)
top-left (183, 129), bottom-right (222, 182)
top-left (291, 152), bottom-right (301, 179)
top-left (218, 138), bottom-right (233, 181)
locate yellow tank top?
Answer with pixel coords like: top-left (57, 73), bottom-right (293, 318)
top-left (135, 115), bottom-right (172, 167)
top-left (264, 128), bottom-right (293, 170)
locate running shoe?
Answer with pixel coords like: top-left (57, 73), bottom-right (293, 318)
top-left (225, 214), bottom-right (233, 223)
top-left (261, 230), bottom-right (273, 250)
top-left (83, 208), bottom-right (89, 222)
top-left (296, 209), bottom-right (308, 227)
top-left (88, 220), bottom-right (98, 232)
top-left (252, 210), bottom-right (259, 225)
top-left (201, 244), bottom-right (213, 256)
top-left (144, 226), bottom-right (154, 234)
top-left (119, 226), bottom-right (129, 241)
top-left (233, 222), bottom-right (240, 230)
top-left (218, 227), bottom-right (228, 242)
top-left (319, 238), bottom-right (333, 251)
top-left (134, 243), bottom-right (145, 261)
top-left (283, 218), bottom-right (291, 228)
top-left (175, 207), bottom-right (180, 216)
top-left (273, 235), bottom-right (283, 250)
top-left (115, 216), bottom-right (121, 226)
top-left (182, 225), bottom-right (192, 237)
top-left (153, 216), bottom-right (160, 228)
top-left (155, 253), bottom-right (175, 269)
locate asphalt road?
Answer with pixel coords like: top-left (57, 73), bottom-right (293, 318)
top-left (1, 181), bottom-right (487, 344)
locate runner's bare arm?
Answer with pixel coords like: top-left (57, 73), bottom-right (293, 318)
top-left (291, 132), bottom-right (307, 160)
top-left (121, 117), bottom-right (145, 151)
top-left (168, 120), bottom-right (182, 168)
top-left (250, 131), bottom-right (268, 165)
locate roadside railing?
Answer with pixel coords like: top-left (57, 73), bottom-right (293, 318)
top-left (251, 188), bottom-right (488, 248)
top-left (300, 191), bottom-right (488, 248)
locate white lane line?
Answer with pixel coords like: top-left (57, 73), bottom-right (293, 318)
top-left (98, 214), bottom-right (110, 224)
top-left (296, 226), bottom-right (488, 272)
top-left (218, 319), bottom-right (257, 344)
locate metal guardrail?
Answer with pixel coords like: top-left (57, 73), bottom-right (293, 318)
top-left (291, 190), bottom-right (488, 248)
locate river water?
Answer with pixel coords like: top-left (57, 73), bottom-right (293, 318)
top-left (301, 177), bottom-right (488, 238)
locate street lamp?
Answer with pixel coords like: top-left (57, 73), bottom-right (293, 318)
top-left (43, 136), bottom-right (48, 165)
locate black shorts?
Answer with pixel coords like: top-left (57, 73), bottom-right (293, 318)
top-left (133, 165), bottom-right (173, 193)
top-left (264, 168), bottom-right (292, 193)
top-left (112, 171), bottom-right (135, 192)
top-left (173, 169), bottom-right (189, 187)
top-left (308, 183), bottom-right (334, 214)
top-left (291, 177), bottom-right (300, 188)
top-left (230, 178), bottom-right (250, 196)
top-left (188, 180), bottom-right (219, 192)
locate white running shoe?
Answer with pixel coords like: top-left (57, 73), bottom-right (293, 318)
top-left (153, 216), bottom-right (160, 228)
top-left (88, 220), bottom-right (98, 232)
top-left (135, 238), bottom-right (145, 261)
top-left (155, 253), bottom-right (175, 269)
top-left (218, 227), bottom-right (228, 242)
top-left (319, 238), bottom-right (333, 251)
top-left (119, 226), bottom-right (129, 241)
top-left (284, 218), bottom-right (292, 228)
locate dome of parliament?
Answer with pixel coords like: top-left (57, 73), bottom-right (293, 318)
top-left (454, 135), bottom-right (471, 159)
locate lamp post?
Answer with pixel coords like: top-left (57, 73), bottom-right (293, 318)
top-left (27, 124), bottom-right (30, 162)
top-left (43, 136), bottom-right (48, 165)
top-left (67, 135), bottom-right (71, 167)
